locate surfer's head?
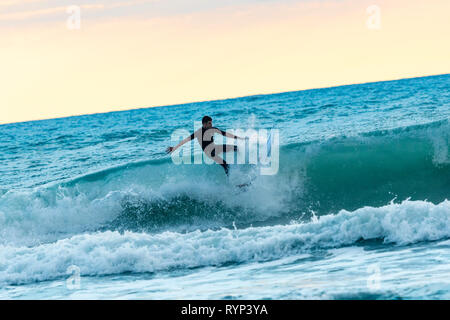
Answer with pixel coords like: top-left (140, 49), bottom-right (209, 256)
top-left (202, 116), bottom-right (212, 128)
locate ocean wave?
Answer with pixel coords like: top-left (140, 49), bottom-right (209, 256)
top-left (45, 118), bottom-right (450, 188)
top-left (1, 199), bottom-right (449, 285)
top-left (0, 119), bottom-right (448, 245)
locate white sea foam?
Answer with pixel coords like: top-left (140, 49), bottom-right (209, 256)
top-left (0, 165), bottom-right (296, 246)
top-left (1, 199), bottom-right (449, 285)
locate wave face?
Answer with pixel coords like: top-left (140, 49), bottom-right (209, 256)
top-left (0, 119), bottom-right (448, 246)
top-left (0, 74), bottom-right (449, 295)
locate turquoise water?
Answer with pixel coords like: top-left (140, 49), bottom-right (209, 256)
top-left (0, 74), bottom-right (449, 299)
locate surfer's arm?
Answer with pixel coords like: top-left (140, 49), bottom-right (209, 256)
top-left (166, 132), bottom-right (195, 154)
top-left (214, 128), bottom-right (245, 140)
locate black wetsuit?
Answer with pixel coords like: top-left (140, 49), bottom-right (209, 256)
top-left (190, 127), bottom-right (236, 175)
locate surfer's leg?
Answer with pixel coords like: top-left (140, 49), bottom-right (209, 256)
top-left (220, 161), bottom-right (229, 176)
top-left (213, 144), bottom-right (238, 156)
top-left (212, 156), bottom-right (229, 175)
top-left (223, 144), bottom-right (238, 153)
top-left (206, 150), bottom-right (230, 176)
top-left (214, 145), bottom-right (237, 175)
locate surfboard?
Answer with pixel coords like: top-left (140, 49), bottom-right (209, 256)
top-left (266, 131), bottom-right (273, 158)
top-left (235, 130), bottom-right (273, 189)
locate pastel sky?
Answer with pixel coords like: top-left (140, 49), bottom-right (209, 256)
top-left (1, 0), bottom-right (449, 124)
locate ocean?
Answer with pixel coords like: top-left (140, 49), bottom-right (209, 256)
top-left (0, 74), bottom-right (449, 299)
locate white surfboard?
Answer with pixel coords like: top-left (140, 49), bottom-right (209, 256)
top-left (236, 129), bottom-right (273, 189)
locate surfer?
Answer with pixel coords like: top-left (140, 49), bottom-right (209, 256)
top-left (166, 116), bottom-right (245, 175)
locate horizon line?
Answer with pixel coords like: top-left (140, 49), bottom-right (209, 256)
top-left (2, 72), bottom-right (448, 126)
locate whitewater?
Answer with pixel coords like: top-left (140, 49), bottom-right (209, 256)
top-left (0, 74), bottom-right (449, 299)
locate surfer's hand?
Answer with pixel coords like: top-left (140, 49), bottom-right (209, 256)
top-left (166, 146), bottom-right (174, 154)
